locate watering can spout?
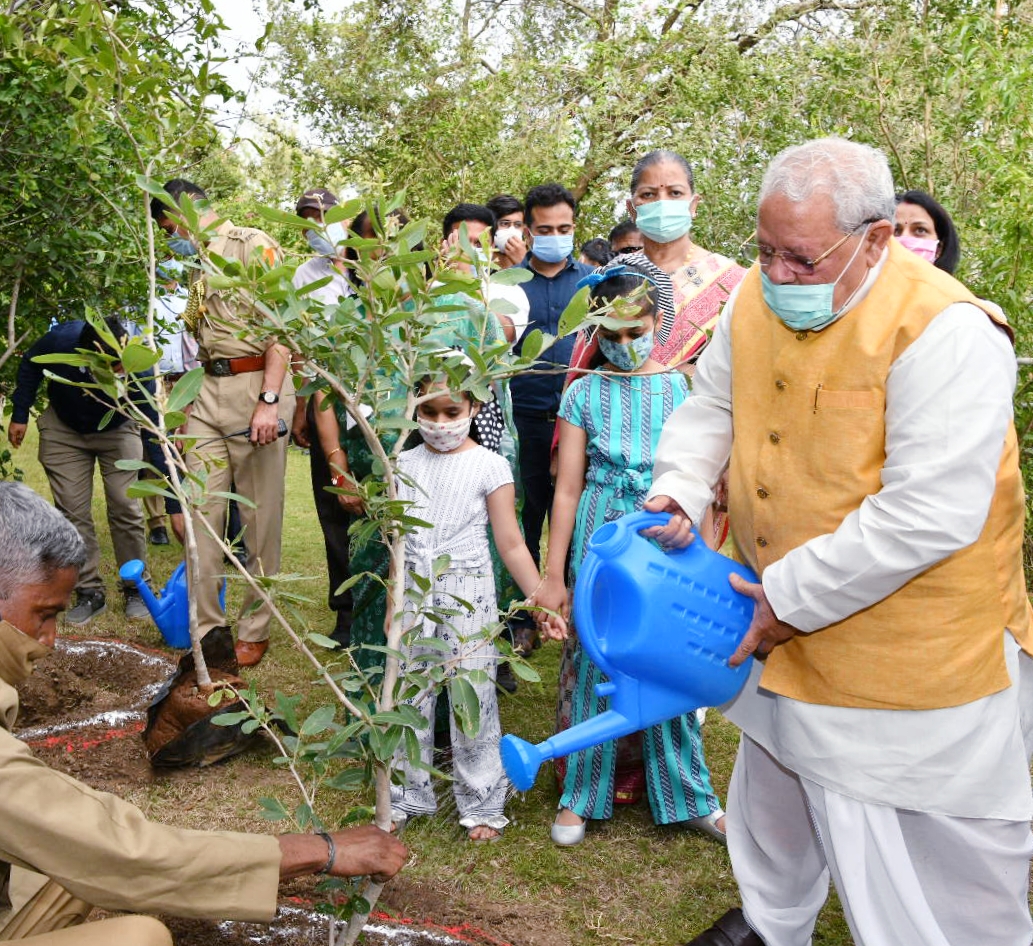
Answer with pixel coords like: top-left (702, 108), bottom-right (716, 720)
top-left (501, 709), bottom-right (636, 791)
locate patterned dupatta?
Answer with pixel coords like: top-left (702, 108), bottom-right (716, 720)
top-left (650, 252), bottom-right (746, 367)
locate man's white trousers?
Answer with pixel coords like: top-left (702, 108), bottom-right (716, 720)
top-left (727, 735), bottom-right (1033, 946)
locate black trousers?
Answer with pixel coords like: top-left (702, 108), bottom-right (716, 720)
top-left (307, 400), bottom-right (353, 640)
top-left (513, 410), bottom-right (556, 568)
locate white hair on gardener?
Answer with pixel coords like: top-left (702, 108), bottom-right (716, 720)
top-left (0, 482), bottom-right (85, 599)
top-left (759, 137), bottom-right (897, 234)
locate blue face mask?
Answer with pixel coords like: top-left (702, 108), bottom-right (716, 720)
top-left (305, 230), bottom-right (336, 256)
top-left (759, 226), bottom-right (870, 332)
top-left (168, 237), bottom-right (196, 257)
top-left (634, 200), bottom-right (693, 244)
top-left (599, 331), bottom-right (654, 371)
top-left (532, 234), bottom-right (574, 264)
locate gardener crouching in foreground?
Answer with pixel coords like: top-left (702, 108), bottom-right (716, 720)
top-left (0, 481), bottom-right (406, 946)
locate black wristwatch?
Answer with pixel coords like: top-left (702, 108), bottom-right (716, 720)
top-left (258, 391), bottom-right (279, 405)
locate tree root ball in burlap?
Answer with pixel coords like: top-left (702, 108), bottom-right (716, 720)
top-left (143, 626), bottom-right (262, 768)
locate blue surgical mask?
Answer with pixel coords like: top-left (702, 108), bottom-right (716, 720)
top-left (599, 331), bottom-right (654, 371)
top-left (760, 227), bottom-right (870, 332)
top-left (306, 230), bottom-right (336, 256)
top-left (168, 237), bottom-right (196, 257)
top-left (532, 234), bottom-right (574, 264)
top-left (634, 200), bottom-right (693, 244)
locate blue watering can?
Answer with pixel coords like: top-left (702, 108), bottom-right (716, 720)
top-left (500, 510), bottom-right (758, 791)
top-left (119, 560), bottom-right (225, 650)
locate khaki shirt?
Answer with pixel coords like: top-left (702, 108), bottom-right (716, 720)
top-left (0, 626), bottom-right (281, 929)
top-left (195, 221), bottom-right (282, 361)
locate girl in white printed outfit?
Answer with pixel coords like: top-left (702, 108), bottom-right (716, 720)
top-left (390, 378), bottom-right (564, 842)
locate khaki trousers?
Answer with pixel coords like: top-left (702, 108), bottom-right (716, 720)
top-left (185, 371), bottom-right (294, 643)
top-left (36, 408), bottom-right (146, 593)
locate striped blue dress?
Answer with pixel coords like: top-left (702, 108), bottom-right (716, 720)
top-left (555, 369), bottom-right (722, 824)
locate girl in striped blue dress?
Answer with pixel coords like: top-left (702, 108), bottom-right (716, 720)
top-left (536, 263), bottom-right (725, 846)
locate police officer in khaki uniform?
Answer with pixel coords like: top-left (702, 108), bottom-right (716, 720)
top-left (151, 179), bottom-right (295, 667)
top-left (0, 482), bottom-right (406, 945)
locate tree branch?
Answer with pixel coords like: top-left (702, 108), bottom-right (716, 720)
top-left (661, 0), bottom-right (702, 35)
top-left (735, 0), bottom-right (870, 53)
top-left (554, 0), bottom-right (600, 26)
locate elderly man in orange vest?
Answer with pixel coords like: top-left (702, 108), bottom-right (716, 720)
top-left (645, 138), bottom-right (1033, 946)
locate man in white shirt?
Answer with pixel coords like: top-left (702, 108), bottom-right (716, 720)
top-left (645, 138), bottom-right (1033, 946)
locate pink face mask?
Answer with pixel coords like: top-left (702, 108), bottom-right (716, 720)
top-left (898, 235), bottom-right (939, 263)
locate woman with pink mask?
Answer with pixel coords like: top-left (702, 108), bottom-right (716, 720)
top-left (894, 189), bottom-right (961, 274)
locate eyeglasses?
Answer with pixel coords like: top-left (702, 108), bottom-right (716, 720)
top-left (612, 246), bottom-right (643, 255)
top-left (742, 219), bottom-right (879, 276)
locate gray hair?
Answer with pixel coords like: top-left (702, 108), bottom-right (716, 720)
top-left (0, 483), bottom-right (85, 599)
top-left (630, 150), bottom-right (695, 195)
top-left (759, 138), bottom-right (896, 233)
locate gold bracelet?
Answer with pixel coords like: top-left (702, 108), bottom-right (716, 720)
top-left (326, 447), bottom-right (343, 464)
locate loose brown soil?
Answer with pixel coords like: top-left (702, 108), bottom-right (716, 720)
top-left (14, 637), bottom-right (567, 946)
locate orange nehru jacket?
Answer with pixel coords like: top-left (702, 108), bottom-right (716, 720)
top-left (728, 240), bottom-right (1033, 710)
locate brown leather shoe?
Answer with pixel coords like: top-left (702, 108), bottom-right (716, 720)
top-left (234, 639), bottom-right (269, 667)
top-left (683, 909), bottom-right (765, 945)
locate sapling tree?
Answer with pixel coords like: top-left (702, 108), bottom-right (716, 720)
top-left (41, 187), bottom-right (588, 943)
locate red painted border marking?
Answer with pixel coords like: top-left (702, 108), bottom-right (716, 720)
top-left (26, 721), bottom-right (146, 753)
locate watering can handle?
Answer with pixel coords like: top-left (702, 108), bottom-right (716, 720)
top-left (623, 509), bottom-right (698, 554)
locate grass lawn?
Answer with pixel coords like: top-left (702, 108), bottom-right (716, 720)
top-left (5, 418), bottom-right (855, 946)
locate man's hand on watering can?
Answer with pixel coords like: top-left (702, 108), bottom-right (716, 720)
top-left (642, 495), bottom-right (695, 549)
top-left (727, 573), bottom-right (798, 667)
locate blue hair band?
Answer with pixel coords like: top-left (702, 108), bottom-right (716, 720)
top-left (575, 264), bottom-right (658, 292)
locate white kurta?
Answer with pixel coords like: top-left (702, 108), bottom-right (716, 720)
top-left (649, 254), bottom-right (1033, 821)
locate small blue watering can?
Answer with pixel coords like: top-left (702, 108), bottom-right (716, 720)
top-left (500, 510), bottom-right (758, 791)
top-left (119, 560), bottom-right (225, 649)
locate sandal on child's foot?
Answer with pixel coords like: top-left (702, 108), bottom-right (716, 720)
top-left (685, 810), bottom-right (726, 844)
top-left (551, 808), bottom-right (586, 847)
top-left (467, 824), bottom-right (503, 843)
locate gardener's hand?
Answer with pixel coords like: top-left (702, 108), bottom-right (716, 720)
top-left (327, 825), bottom-right (408, 882)
top-left (7, 422), bottom-right (27, 449)
top-left (278, 825), bottom-right (407, 883)
top-left (641, 494), bottom-right (695, 550)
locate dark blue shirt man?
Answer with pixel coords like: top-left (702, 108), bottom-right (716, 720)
top-left (509, 184), bottom-right (592, 652)
top-left (7, 318), bottom-right (157, 625)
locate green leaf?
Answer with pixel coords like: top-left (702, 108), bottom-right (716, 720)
top-left (166, 367), bottom-right (204, 412)
top-left (324, 768), bottom-right (368, 791)
top-left (558, 286), bottom-right (591, 338)
top-left (300, 704), bottom-right (336, 736)
top-left (371, 708), bottom-right (428, 729)
top-left (448, 676), bottom-right (480, 738)
top-left (254, 205), bottom-right (313, 228)
top-left (120, 340), bottom-right (161, 374)
top-left (509, 660), bottom-right (541, 683)
top-left (258, 796), bottom-right (289, 822)
top-left (31, 353), bottom-right (94, 367)
top-left (126, 480), bottom-right (173, 500)
top-left (519, 328), bottom-right (544, 362)
top-left (332, 574), bottom-right (364, 596)
top-left (489, 266), bottom-right (533, 285)
top-left (163, 410), bottom-right (187, 430)
top-left (307, 632), bottom-right (340, 650)
top-left (211, 711), bottom-right (250, 726)
top-left (114, 458), bottom-right (156, 473)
